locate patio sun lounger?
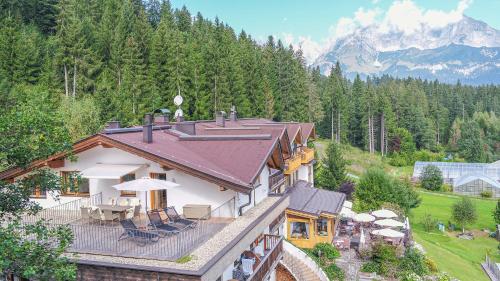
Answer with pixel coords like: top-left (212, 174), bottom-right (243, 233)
top-left (119, 219), bottom-right (160, 246)
top-left (147, 211), bottom-right (181, 236)
top-left (164, 207), bottom-right (197, 228)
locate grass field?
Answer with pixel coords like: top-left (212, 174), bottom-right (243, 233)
top-left (410, 191), bottom-right (499, 281)
top-left (315, 139), bottom-right (413, 179)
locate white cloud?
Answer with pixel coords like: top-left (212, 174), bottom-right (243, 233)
top-left (280, 0), bottom-right (473, 63)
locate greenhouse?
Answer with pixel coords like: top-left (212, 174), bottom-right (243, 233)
top-left (413, 160), bottom-right (500, 196)
top-left (453, 174), bottom-right (500, 197)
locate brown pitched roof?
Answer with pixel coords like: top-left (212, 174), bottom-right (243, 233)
top-left (0, 118), bottom-right (315, 193)
top-left (102, 129), bottom-right (279, 189)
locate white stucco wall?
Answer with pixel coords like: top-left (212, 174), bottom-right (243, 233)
top-left (238, 165), bottom-right (271, 215)
top-left (19, 145), bottom-right (239, 216)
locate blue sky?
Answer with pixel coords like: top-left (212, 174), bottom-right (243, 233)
top-left (170, 0), bottom-right (500, 62)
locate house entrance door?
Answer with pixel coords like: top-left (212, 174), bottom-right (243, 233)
top-left (150, 173), bottom-right (168, 210)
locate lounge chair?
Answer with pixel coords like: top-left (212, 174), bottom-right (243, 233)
top-left (147, 211), bottom-right (181, 236)
top-left (119, 219), bottom-right (160, 246)
top-left (164, 207), bottom-right (197, 228)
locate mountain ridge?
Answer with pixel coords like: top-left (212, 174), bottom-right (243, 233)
top-left (313, 15), bottom-right (500, 85)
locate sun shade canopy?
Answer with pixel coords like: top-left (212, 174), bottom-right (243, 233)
top-left (80, 164), bottom-right (144, 179)
top-left (371, 228), bottom-right (405, 238)
top-left (371, 209), bottom-right (398, 218)
top-left (112, 177), bottom-right (180, 191)
top-left (374, 219), bottom-right (404, 228)
top-left (353, 213), bottom-right (375, 222)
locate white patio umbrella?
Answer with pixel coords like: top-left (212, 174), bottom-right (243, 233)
top-left (343, 200), bottom-right (353, 209)
top-left (374, 218), bottom-right (405, 228)
top-left (371, 209), bottom-right (398, 218)
top-left (112, 177), bottom-right (180, 211)
top-left (340, 207), bottom-right (356, 219)
top-left (353, 213), bottom-right (375, 223)
top-left (371, 228), bottom-right (405, 238)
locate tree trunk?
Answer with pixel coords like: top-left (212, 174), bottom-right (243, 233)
top-left (331, 106), bottom-right (334, 141)
top-left (64, 64), bottom-right (69, 97)
top-left (380, 113), bottom-right (385, 156)
top-left (214, 75), bottom-right (218, 113)
top-left (337, 110), bottom-right (341, 143)
top-left (368, 113), bottom-right (372, 154)
top-left (72, 59), bottom-right (76, 98)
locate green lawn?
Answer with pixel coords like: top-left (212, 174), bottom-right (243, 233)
top-left (410, 191), bottom-right (499, 281)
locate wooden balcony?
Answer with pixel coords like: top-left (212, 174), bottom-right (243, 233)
top-left (248, 235), bottom-right (284, 281)
top-left (284, 154), bottom-right (301, 175)
top-left (300, 147), bottom-right (314, 164)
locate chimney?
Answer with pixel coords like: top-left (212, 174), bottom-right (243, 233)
top-left (154, 114), bottom-right (169, 125)
top-left (175, 121), bottom-right (196, 135)
top-left (153, 108), bottom-right (170, 125)
top-left (143, 114), bottom-right (153, 143)
top-left (230, 105), bottom-right (237, 121)
top-left (106, 121), bottom-right (121, 129)
top-left (216, 111), bottom-right (226, 127)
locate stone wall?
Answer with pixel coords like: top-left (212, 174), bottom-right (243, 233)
top-left (77, 264), bottom-right (201, 281)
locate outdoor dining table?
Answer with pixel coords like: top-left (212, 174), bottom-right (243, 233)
top-left (96, 204), bottom-right (133, 220)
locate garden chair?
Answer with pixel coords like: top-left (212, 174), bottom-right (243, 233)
top-left (118, 219), bottom-right (160, 246)
top-left (147, 211), bottom-right (181, 236)
top-left (164, 207), bottom-right (197, 228)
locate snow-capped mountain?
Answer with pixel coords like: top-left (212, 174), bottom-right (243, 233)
top-left (313, 16), bottom-right (500, 85)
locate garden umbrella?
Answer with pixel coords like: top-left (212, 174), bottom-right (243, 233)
top-left (340, 207), bottom-right (356, 219)
top-left (374, 218), bottom-right (405, 228)
top-left (371, 228), bottom-right (405, 238)
top-left (113, 177), bottom-right (180, 211)
top-left (353, 213), bottom-right (375, 222)
top-left (371, 209), bottom-right (398, 218)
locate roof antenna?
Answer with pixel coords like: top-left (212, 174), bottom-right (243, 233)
top-left (174, 88), bottom-right (184, 122)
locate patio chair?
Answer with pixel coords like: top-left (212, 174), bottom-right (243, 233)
top-left (118, 198), bottom-right (130, 206)
top-left (80, 206), bottom-right (91, 220)
top-left (118, 219), bottom-right (160, 246)
top-left (147, 211), bottom-right (181, 236)
top-left (164, 207), bottom-right (197, 228)
top-left (102, 209), bottom-right (120, 223)
top-left (133, 205), bottom-right (141, 217)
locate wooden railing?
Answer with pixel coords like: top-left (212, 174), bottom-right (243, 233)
top-left (269, 171), bottom-right (285, 192)
top-left (284, 154), bottom-right (301, 175)
top-left (248, 235), bottom-right (283, 281)
top-left (300, 147), bottom-right (314, 164)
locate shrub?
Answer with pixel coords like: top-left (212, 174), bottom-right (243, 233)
top-left (419, 165), bottom-right (443, 191)
top-left (440, 184), bottom-right (452, 193)
top-left (312, 243), bottom-right (340, 260)
top-left (436, 273), bottom-right (453, 281)
top-left (338, 181), bottom-right (355, 200)
top-left (399, 248), bottom-right (429, 276)
top-left (421, 213), bottom-right (437, 232)
top-left (324, 263), bottom-right (344, 281)
top-left (371, 242), bottom-right (399, 277)
top-left (400, 272), bottom-right (423, 281)
top-left (494, 200), bottom-right (500, 224)
top-left (424, 257), bottom-right (438, 272)
top-left (361, 261), bottom-right (380, 273)
top-left (481, 190), bottom-right (493, 198)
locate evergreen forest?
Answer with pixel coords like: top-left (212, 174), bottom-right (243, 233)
top-left (1, 0), bottom-right (499, 167)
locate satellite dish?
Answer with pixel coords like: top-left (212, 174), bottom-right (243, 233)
top-left (174, 95), bottom-right (183, 106)
top-left (174, 108), bottom-right (183, 118)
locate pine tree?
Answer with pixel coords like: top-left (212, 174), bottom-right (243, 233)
top-left (318, 141), bottom-right (347, 190)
